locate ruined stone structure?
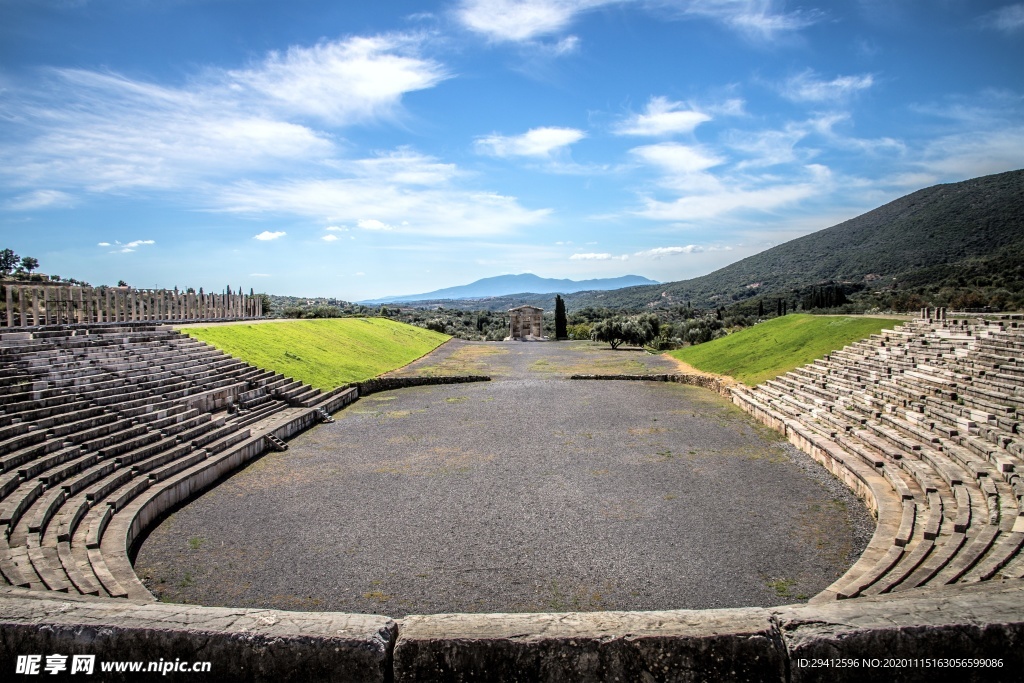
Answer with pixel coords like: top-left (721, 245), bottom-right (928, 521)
top-left (506, 305), bottom-right (543, 340)
top-left (1, 314), bottom-right (1023, 681)
top-left (1, 284), bottom-right (262, 328)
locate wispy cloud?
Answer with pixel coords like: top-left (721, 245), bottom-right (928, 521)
top-left (455, 0), bottom-right (818, 44)
top-left (614, 96), bottom-right (711, 136)
top-left (635, 245), bottom-right (703, 257)
top-left (0, 33), bottom-right (446, 194)
top-left (779, 70), bottom-right (874, 103)
top-left (674, 0), bottom-right (822, 41)
top-left (216, 150), bottom-right (550, 238)
top-left (455, 0), bottom-right (615, 42)
top-left (226, 33), bottom-right (448, 126)
top-left (979, 3), bottom-right (1024, 33)
top-left (253, 231), bottom-right (287, 241)
top-left (322, 234), bottom-right (340, 242)
top-left (569, 252), bottom-right (628, 260)
top-left (4, 189), bottom-right (74, 211)
top-left (475, 126), bottom-right (586, 157)
top-left (98, 239), bottom-right (156, 254)
top-left (630, 142), bottom-right (724, 175)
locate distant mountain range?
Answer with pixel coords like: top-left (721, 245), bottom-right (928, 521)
top-left (359, 273), bottom-right (659, 305)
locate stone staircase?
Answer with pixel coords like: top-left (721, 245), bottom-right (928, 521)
top-left (732, 315), bottom-right (1024, 601)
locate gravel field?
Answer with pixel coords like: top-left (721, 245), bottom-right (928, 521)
top-left (134, 340), bottom-right (873, 616)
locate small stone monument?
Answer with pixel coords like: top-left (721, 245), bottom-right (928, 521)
top-left (506, 305), bottom-right (544, 340)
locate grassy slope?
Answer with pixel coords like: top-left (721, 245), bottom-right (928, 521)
top-left (180, 318), bottom-right (450, 390)
top-left (668, 314), bottom-right (904, 386)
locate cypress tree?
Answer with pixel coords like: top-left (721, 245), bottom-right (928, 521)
top-left (554, 294), bottom-right (568, 340)
top-left (758, 300), bottom-right (764, 317)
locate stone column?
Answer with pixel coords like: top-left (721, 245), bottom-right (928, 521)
top-left (4, 285), bottom-right (12, 328)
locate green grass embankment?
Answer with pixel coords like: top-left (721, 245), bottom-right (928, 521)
top-left (668, 314), bottom-right (905, 386)
top-left (180, 318), bottom-right (450, 390)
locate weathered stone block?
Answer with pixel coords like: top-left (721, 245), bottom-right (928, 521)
top-left (394, 608), bottom-right (786, 682)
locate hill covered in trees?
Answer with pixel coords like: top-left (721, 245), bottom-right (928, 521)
top-left (568, 168), bottom-right (1024, 313)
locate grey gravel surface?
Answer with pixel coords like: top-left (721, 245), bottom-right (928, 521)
top-left (135, 341), bottom-right (873, 616)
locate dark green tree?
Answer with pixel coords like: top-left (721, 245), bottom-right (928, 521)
top-left (0, 249), bottom-right (19, 277)
top-left (554, 294), bottom-right (568, 340)
top-left (20, 256), bottom-right (39, 274)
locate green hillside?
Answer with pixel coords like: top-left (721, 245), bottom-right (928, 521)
top-left (572, 169), bottom-right (1024, 311)
top-left (669, 315), bottom-right (904, 386)
top-left (180, 318), bottom-right (450, 390)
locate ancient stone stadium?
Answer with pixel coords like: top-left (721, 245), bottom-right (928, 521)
top-left (1, 288), bottom-right (1022, 681)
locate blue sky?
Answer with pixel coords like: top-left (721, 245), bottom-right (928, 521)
top-left (1, 0), bottom-right (1022, 300)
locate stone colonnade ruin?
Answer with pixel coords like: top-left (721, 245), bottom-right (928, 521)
top-left (1, 284), bottom-right (262, 328)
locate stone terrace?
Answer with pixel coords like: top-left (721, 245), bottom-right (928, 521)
top-left (0, 323), bottom-right (354, 600)
top-left (732, 315), bottom-right (1024, 600)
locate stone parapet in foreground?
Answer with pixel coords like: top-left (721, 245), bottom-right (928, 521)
top-left (1, 580), bottom-right (1021, 681)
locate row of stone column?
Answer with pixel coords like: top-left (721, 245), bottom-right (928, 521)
top-left (921, 307), bottom-right (948, 320)
top-left (2, 285), bottom-right (263, 328)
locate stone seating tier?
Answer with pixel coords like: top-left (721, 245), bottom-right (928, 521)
top-left (0, 324), bottom-right (340, 597)
top-left (733, 316), bottom-right (1024, 598)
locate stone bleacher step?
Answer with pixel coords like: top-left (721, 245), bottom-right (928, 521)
top-left (0, 438), bottom-right (69, 474)
top-left (56, 540), bottom-right (102, 596)
top-left (27, 545), bottom-right (73, 592)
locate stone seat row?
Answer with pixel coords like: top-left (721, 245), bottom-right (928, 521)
top-left (0, 324), bottom-right (348, 599)
top-left (731, 317), bottom-right (1024, 604)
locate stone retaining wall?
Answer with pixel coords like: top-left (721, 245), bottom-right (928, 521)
top-left (570, 373), bottom-right (734, 397)
top-left (2, 580), bottom-right (1021, 682)
top-left (354, 375), bottom-right (491, 397)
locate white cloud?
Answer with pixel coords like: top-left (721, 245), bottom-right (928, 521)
top-left (322, 234), bottom-right (340, 242)
top-left (570, 252), bottom-right (628, 260)
top-left (726, 126), bottom-right (809, 168)
top-left (455, 0), bottom-right (817, 44)
top-left (635, 174), bottom-right (825, 221)
top-left (98, 238), bottom-right (155, 254)
top-left (614, 97), bottom-right (711, 136)
top-left (357, 219), bottom-right (394, 231)
top-left (980, 4), bottom-right (1024, 32)
top-left (476, 127), bottom-right (586, 157)
top-left (227, 34), bottom-right (448, 126)
top-left (677, 0), bottom-right (821, 40)
top-left (0, 34), bottom-right (446, 195)
top-left (249, 273), bottom-right (271, 277)
top-left (630, 142), bottom-right (724, 175)
top-left (780, 70), bottom-right (874, 103)
top-left (215, 150), bottom-right (550, 238)
top-left (325, 225), bottom-right (348, 232)
top-left (253, 231), bottom-right (286, 241)
top-left (455, 0), bottom-right (614, 42)
top-left (635, 245), bottom-right (704, 257)
top-left (917, 126), bottom-right (1024, 179)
